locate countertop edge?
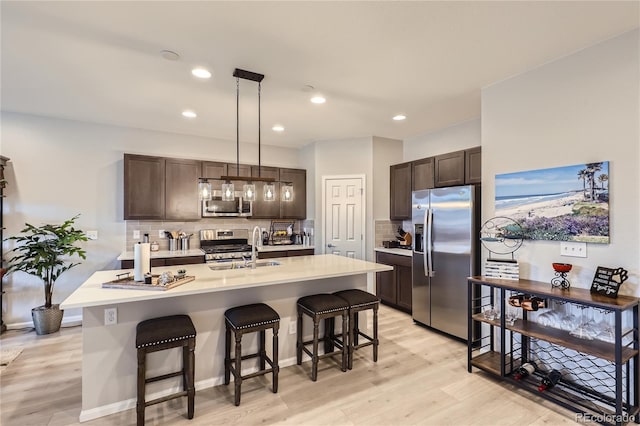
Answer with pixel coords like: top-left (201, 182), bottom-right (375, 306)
top-left (374, 247), bottom-right (413, 257)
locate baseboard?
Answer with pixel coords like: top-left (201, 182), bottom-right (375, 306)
top-left (6, 314), bottom-right (83, 331)
top-left (78, 355), bottom-right (298, 422)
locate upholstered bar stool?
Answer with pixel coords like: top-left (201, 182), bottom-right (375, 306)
top-left (296, 294), bottom-right (349, 381)
top-left (224, 303), bottom-right (280, 406)
top-left (334, 289), bottom-right (380, 369)
top-left (136, 314), bottom-right (196, 426)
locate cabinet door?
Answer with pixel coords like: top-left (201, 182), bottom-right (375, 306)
top-left (376, 270), bottom-right (397, 305)
top-left (412, 157), bottom-right (434, 190)
top-left (201, 161), bottom-right (227, 179)
top-left (259, 251), bottom-right (286, 259)
top-left (465, 147), bottom-right (481, 184)
top-left (250, 165), bottom-right (279, 180)
top-left (396, 264), bottom-right (413, 311)
top-left (279, 168), bottom-right (306, 219)
top-left (289, 249), bottom-right (314, 256)
top-left (165, 158), bottom-right (201, 220)
top-left (434, 151), bottom-right (465, 187)
top-left (252, 181), bottom-right (280, 219)
top-left (227, 163), bottom-right (251, 178)
top-left (124, 154), bottom-right (165, 220)
top-left (390, 162), bottom-right (412, 220)
top-left (165, 256), bottom-right (204, 266)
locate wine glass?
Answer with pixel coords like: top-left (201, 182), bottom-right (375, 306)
top-left (536, 300), bottom-right (560, 328)
top-left (570, 306), bottom-right (597, 340)
top-left (560, 302), bottom-right (579, 332)
top-left (505, 306), bottom-right (518, 326)
top-left (483, 305), bottom-right (499, 321)
top-left (595, 310), bottom-right (615, 343)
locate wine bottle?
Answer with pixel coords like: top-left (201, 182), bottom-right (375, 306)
top-left (538, 370), bottom-right (562, 392)
top-left (521, 297), bottom-right (546, 311)
top-left (513, 361), bottom-right (537, 380)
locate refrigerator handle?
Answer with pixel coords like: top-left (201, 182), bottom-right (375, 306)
top-left (426, 208), bottom-right (433, 277)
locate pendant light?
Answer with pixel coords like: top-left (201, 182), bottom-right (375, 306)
top-left (282, 183), bottom-right (293, 202)
top-left (198, 179), bottom-right (212, 201)
top-left (220, 68), bottom-right (280, 202)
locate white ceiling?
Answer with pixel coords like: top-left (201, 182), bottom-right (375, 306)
top-left (1, 1), bottom-right (638, 149)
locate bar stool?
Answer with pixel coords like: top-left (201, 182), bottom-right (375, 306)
top-left (136, 314), bottom-right (196, 426)
top-left (333, 289), bottom-right (380, 369)
top-left (296, 293), bottom-right (349, 381)
top-left (224, 303), bottom-right (280, 406)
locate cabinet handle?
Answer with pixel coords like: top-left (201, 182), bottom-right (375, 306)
top-left (327, 244), bottom-right (336, 248)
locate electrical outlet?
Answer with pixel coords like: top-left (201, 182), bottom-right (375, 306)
top-left (86, 230), bottom-right (98, 240)
top-left (104, 308), bottom-right (117, 325)
top-left (288, 321), bottom-right (296, 335)
top-left (560, 242), bottom-right (587, 258)
top-left (133, 230), bottom-right (140, 239)
top-left (159, 229), bottom-right (165, 238)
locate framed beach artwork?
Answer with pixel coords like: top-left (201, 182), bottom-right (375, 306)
top-left (495, 162), bottom-right (609, 243)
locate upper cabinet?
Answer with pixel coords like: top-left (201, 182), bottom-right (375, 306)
top-left (124, 154), bottom-right (201, 220)
top-left (434, 150), bottom-right (465, 187)
top-left (165, 158), bottom-right (201, 220)
top-left (390, 162), bottom-right (412, 220)
top-left (464, 147), bottom-right (482, 184)
top-left (279, 168), bottom-right (306, 219)
top-left (250, 166), bottom-right (282, 219)
top-left (227, 163), bottom-right (251, 179)
top-left (124, 154), bottom-right (165, 220)
top-left (412, 157), bottom-right (435, 191)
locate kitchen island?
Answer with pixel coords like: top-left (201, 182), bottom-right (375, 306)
top-left (61, 254), bottom-right (391, 422)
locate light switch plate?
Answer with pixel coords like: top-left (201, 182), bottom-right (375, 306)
top-left (560, 242), bottom-right (587, 258)
top-left (133, 230), bottom-right (140, 239)
top-left (159, 229), bottom-right (165, 238)
top-left (289, 322), bottom-right (296, 334)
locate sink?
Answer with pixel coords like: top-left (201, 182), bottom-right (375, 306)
top-left (209, 260), bottom-right (281, 271)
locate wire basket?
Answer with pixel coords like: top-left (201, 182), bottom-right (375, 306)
top-left (270, 220), bottom-right (294, 245)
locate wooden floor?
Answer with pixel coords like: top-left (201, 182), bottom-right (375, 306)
top-left (0, 305), bottom-right (577, 425)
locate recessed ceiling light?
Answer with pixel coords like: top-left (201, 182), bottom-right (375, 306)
top-left (272, 125), bottom-right (285, 132)
top-left (182, 110), bottom-right (197, 118)
top-left (160, 50), bottom-right (180, 61)
top-left (192, 68), bottom-right (212, 79)
top-left (311, 95), bottom-right (326, 104)
top-left (393, 114), bottom-right (407, 121)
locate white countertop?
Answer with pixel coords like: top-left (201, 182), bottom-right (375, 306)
top-left (374, 247), bottom-right (413, 257)
top-left (61, 254), bottom-right (391, 309)
top-left (257, 244), bottom-right (314, 252)
top-left (117, 245), bottom-right (311, 260)
top-left (116, 248), bottom-right (205, 261)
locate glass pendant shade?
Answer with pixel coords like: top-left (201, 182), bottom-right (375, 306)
top-left (243, 183), bottom-right (256, 201)
top-left (198, 180), bottom-right (212, 201)
top-left (264, 183), bottom-right (275, 201)
top-left (222, 182), bottom-right (235, 201)
top-left (282, 184), bottom-right (293, 202)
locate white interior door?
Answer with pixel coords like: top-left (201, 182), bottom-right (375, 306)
top-left (324, 177), bottom-right (364, 259)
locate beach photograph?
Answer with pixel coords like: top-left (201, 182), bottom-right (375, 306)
top-left (495, 162), bottom-right (609, 243)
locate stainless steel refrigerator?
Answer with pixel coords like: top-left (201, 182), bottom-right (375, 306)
top-left (412, 185), bottom-right (479, 340)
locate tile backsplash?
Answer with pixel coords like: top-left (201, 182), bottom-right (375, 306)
top-left (375, 220), bottom-right (404, 248)
top-left (125, 219), bottom-right (313, 251)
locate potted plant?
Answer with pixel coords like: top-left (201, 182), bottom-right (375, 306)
top-left (4, 215), bottom-right (87, 335)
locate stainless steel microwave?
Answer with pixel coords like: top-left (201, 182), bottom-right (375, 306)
top-left (201, 191), bottom-right (252, 217)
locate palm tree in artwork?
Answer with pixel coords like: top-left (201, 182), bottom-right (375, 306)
top-left (598, 173), bottom-right (608, 190)
top-left (577, 169), bottom-right (589, 200)
top-left (585, 162), bottom-right (603, 201)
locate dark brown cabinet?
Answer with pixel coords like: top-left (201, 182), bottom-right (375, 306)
top-left (227, 163), bottom-right (251, 178)
top-left (252, 182), bottom-right (281, 219)
top-left (120, 255), bottom-right (204, 269)
top-left (165, 158), bottom-right (201, 220)
top-left (124, 154), bottom-right (165, 220)
top-left (375, 252), bottom-right (412, 312)
top-left (434, 150), bottom-right (465, 187)
top-left (390, 162), bottom-right (412, 220)
top-left (259, 248), bottom-right (314, 259)
top-left (412, 157), bottom-right (435, 190)
top-left (465, 147), bottom-right (482, 184)
top-left (250, 165), bottom-right (279, 180)
top-left (201, 161), bottom-right (227, 179)
top-left (279, 168), bottom-right (306, 219)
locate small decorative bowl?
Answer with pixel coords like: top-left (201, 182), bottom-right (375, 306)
top-left (552, 263), bottom-right (572, 273)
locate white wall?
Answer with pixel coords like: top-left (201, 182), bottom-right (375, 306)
top-left (1, 112), bottom-right (301, 325)
top-left (372, 136), bottom-right (404, 220)
top-left (403, 118), bottom-right (481, 161)
top-left (481, 29), bottom-right (639, 296)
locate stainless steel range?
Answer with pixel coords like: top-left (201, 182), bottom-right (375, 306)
top-left (200, 229), bottom-right (252, 263)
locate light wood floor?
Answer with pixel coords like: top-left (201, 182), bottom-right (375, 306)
top-left (0, 305), bottom-right (577, 425)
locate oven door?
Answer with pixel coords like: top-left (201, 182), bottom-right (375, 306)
top-left (202, 192), bottom-right (253, 217)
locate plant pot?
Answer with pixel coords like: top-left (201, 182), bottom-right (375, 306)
top-left (31, 304), bottom-right (64, 335)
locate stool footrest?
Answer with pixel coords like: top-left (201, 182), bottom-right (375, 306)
top-left (241, 367), bottom-right (276, 380)
top-left (146, 370), bottom-right (183, 384)
top-left (145, 390), bottom-right (189, 407)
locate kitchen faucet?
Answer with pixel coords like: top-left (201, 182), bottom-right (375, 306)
top-left (251, 226), bottom-right (261, 269)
